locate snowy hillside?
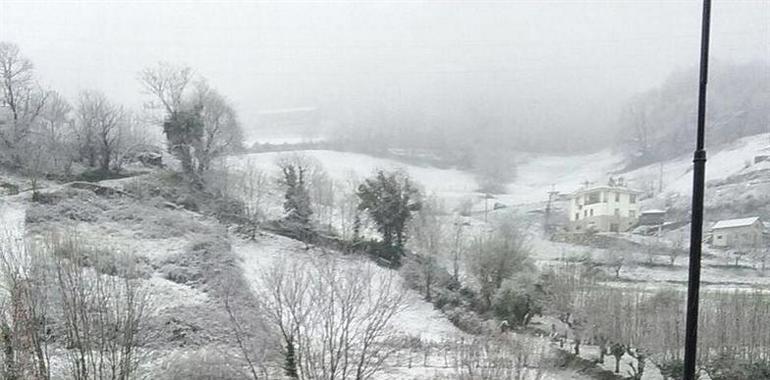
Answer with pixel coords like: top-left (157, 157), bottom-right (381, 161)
top-left (228, 150), bottom-right (479, 197)
top-left (234, 233), bottom-right (462, 344)
top-left (227, 133), bottom-right (770, 211)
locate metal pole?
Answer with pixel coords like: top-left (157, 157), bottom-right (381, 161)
top-left (683, 0), bottom-right (711, 379)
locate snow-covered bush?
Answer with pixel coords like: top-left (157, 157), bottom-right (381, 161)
top-left (445, 307), bottom-right (485, 335)
top-left (159, 237), bottom-right (236, 296)
top-left (492, 274), bottom-right (543, 328)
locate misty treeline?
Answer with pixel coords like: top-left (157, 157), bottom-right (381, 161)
top-left (619, 61), bottom-right (770, 168)
top-left (0, 41), bottom-right (244, 189)
top-left (319, 60), bottom-right (768, 183)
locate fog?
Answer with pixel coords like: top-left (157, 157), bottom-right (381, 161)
top-left (1, 1), bottom-right (767, 152)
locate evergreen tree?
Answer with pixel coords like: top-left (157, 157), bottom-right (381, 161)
top-left (162, 106), bottom-right (204, 180)
top-left (352, 212), bottom-right (362, 243)
top-left (357, 170), bottom-right (421, 262)
top-left (281, 163), bottom-right (312, 226)
top-left (284, 338), bottom-right (298, 378)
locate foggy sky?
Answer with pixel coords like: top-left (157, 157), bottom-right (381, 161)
top-left (1, 0), bottom-right (768, 144)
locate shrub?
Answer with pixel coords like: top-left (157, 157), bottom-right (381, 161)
top-left (159, 237), bottom-right (242, 297)
top-left (159, 350), bottom-right (251, 380)
top-left (445, 307), bottom-right (485, 334)
top-left (25, 188), bottom-right (110, 223)
top-left (74, 168), bottom-right (130, 182)
top-left (0, 182), bottom-right (19, 195)
top-left (47, 233), bottom-right (151, 279)
top-left (434, 288), bottom-right (463, 310)
top-left (492, 279), bottom-right (543, 327)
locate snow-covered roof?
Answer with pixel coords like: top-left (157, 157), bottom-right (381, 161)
top-left (571, 185), bottom-right (641, 197)
top-left (712, 217), bottom-right (761, 230)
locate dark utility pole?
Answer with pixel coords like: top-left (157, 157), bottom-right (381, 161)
top-left (683, 0), bottom-right (711, 379)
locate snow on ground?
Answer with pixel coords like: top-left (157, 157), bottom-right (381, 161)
top-left (579, 344), bottom-right (662, 380)
top-left (226, 133), bottom-right (770, 213)
top-left (0, 200), bottom-right (25, 238)
top-left (504, 150), bottom-right (623, 205)
top-left (245, 133), bottom-right (327, 147)
top-left (234, 233), bottom-right (602, 379)
top-left (227, 150), bottom-right (479, 200)
top-left (500, 133), bottom-right (770, 208)
top-left (625, 133), bottom-right (770, 197)
top-left (142, 275), bottom-right (210, 315)
top-left (234, 232), bottom-right (462, 343)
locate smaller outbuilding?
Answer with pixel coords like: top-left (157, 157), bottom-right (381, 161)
top-left (639, 209), bottom-right (666, 226)
top-left (711, 217), bottom-right (763, 248)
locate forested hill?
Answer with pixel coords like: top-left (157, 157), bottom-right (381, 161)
top-left (616, 61), bottom-right (769, 169)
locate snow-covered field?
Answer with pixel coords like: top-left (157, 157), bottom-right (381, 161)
top-left (227, 133), bottom-right (770, 210)
top-left (625, 133), bottom-right (770, 197)
top-left (228, 150), bottom-right (479, 197)
top-left (246, 134), bottom-right (328, 147)
top-left (505, 150), bottom-right (623, 205)
top-left (234, 233), bottom-right (462, 343)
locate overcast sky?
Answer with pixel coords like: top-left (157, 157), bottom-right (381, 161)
top-left (1, 0), bottom-right (768, 137)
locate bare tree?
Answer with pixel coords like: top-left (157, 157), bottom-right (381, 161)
top-left (38, 91), bottom-right (75, 175)
top-left (668, 231), bottom-right (686, 266)
top-left (191, 80), bottom-right (243, 173)
top-left (408, 195), bottom-right (446, 302)
top-left (309, 170), bottom-right (335, 230)
top-left (111, 113), bottom-right (153, 172)
top-left (621, 99), bottom-right (652, 163)
top-left (0, 42), bottom-right (49, 166)
top-left (0, 231), bottom-right (52, 380)
top-left (46, 235), bottom-right (151, 380)
top-left (139, 64), bottom-right (241, 178)
top-left (231, 162), bottom-right (270, 240)
top-left (222, 280), bottom-right (273, 380)
top-left (76, 91), bottom-right (126, 171)
top-left (603, 247), bottom-right (625, 279)
top-left (335, 172), bottom-right (361, 241)
top-left (468, 219), bottom-right (532, 310)
top-left (256, 257), bottom-right (407, 380)
top-left (450, 216), bottom-right (468, 285)
top-left (138, 62), bottom-right (192, 116)
top-left (452, 334), bottom-right (551, 380)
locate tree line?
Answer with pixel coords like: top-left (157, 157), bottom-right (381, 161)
top-left (0, 42), bottom-right (244, 192)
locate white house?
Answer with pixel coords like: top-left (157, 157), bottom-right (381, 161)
top-left (568, 179), bottom-right (641, 233)
top-left (711, 217), bottom-right (763, 248)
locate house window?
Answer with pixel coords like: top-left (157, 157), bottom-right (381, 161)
top-left (575, 213), bottom-right (580, 220)
top-left (584, 210), bottom-right (588, 217)
top-left (614, 208), bottom-right (620, 216)
top-left (590, 209), bottom-right (594, 217)
top-left (585, 191), bottom-right (601, 205)
top-left (629, 194), bottom-right (637, 204)
top-left (629, 210), bottom-right (636, 218)
top-left (615, 192), bottom-right (620, 202)
top-left (610, 223), bottom-right (619, 232)
top-left (717, 235), bottom-right (723, 240)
